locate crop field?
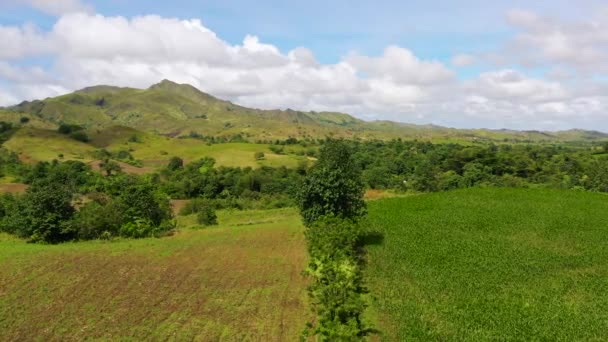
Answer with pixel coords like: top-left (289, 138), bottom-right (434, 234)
top-left (364, 188), bottom-right (608, 341)
top-left (0, 208), bottom-right (310, 341)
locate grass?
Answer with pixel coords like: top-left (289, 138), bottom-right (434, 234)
top-left (2, 126), bottom-right (309, 169)
top-left (114, 137), bottom-right (308, 169)
top-left (364, 188), bottom-right (608, 341)
top-left (0, 208), bottom-right (310, 341)
top-left (3, 127), bottom-right (94, 162)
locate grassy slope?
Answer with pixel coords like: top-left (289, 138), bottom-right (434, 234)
top-left (4, 80), bottom-right (607, 142)
top-left (2, 126), bottom-right (308, 169)
top-left (0, 208), bottom-right (310, 341)
top-left (3, 127), bottom-right (95, 162)
top-left (365, 188), bottom-right (608, 341)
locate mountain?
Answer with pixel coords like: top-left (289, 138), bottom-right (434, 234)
top-left (2, 80), bottom-right (607, 142)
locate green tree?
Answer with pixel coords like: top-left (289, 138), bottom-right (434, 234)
top-left (2, 183), bottom-right (75, 243)
top-left (167, 156), bottom-right (184, 171)
top-left (100, 158), bottom-right (122, 176)
top-left (196, 204), bottom-right (218, 226)
top-left (298, 140), bottom-right (366, 226)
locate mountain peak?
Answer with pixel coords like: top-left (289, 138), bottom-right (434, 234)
top-left (149, 79), bottom-right (185, 90)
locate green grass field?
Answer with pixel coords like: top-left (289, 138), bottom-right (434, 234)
top-left (3, 126), bottom-right (309, 169)
top-left (364, 188), bottom-right (608, 340)
top-left (0, 208), bottom-right (310, 341)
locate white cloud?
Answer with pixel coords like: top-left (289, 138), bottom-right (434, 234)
top-left (0, 11), bottom-right (607, 131)
top-left (505, 8), bottom-right (608, 72)
top-left (346, 46), bottom-right (454, 85)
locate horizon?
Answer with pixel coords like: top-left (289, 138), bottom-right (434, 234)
top-left (4, 78), bottom-right (608, 135)
top-left (1, 1), bottom-right (608, 131)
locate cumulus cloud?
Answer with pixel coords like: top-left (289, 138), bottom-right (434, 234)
top-left (0, 11), bottom-right (607, 131)
top-left (505, 8), bottom-right (608, 72)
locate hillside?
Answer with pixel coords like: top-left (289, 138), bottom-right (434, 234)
top-left (2, 80), bottom-right (607, 142)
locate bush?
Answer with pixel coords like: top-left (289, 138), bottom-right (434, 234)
top-left (20, 117), bottom-right (29, 124)
top-left (71, 199), bottom-right (126, 240)
top-left (254, 151), bottom-right (265, 160)
top-left (1, 183), bottom-right (75, 243)
top-left (167, 157), bottom-right (184, 171)
top-left (119, 218), bottom-right (158, 238)
top-left (303, 217), bottom-right (368, 340)
top-left (70, 131), bottom-right (90, 142)
top-left (179, 198), bottom-right (212, 215)
top-left (197, 205), bottom-right (218, 226)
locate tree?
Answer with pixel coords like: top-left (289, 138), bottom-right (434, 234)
top-left (254, 151), bottom-right (265, 160)
top-left (19, 117), bottom-right (29, 124)
top-left (100, 158), bottom-right (122, 176)
top-left (298, 139), bottom-right (366, 226)
top-left (196, 204), bottom-right (218, 226)
top-left (1, 183), bottom-right (75, 243)
top-left (167, 156), bottom-right (184, 171)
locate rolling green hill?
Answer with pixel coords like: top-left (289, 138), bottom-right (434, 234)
top-left (2, 80), bottom-right (607, 142)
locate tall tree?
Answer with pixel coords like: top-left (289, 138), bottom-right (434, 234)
top-left (298, 139), bottom-right (366, 226)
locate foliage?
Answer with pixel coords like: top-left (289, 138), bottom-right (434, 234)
top-left (303, 217), bottom-right (369, 340)
top-left (167, 156), bottom-right (184, 171)
top-left (70, 131), bottom-right (90, 142)
top-left (298, 141), bottom-right (370, 339)
top-left (196, 204), bottom-right (218, 226)
top-left (298, 139), bottom-right (366, 227)
top-left (0, 183), bottom-right (75, 243)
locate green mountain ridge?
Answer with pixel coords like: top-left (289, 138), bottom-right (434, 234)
top-left (2, 79), bottom-right (607, 142)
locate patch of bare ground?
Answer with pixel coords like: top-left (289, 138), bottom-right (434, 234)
top-left (0, 183), bottom-right (28, 193)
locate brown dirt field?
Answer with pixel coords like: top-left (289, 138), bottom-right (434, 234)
top-left (170, 199), bottom-right (189, 215)
top-left (89, 160), bottom-right (155, 175)
top-left (0, 220), bottom-right (310, 341)
top-left (0, 183), bottom-right (28, 193)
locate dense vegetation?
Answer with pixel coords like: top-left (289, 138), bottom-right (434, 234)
top-left (299, 140), bottom-right (370, 340)
top-left (2, 135), bottom-right (608, 244)
top-left (365, 188), bottom-right (608, 340)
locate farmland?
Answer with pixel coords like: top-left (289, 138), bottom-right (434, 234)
top-left (364, 188), bottom-right (608, 340)
top-left (0, 208), bottom-right (310, 341)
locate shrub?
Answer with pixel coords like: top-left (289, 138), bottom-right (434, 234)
top-left (269, 145), bottom-right (285, 154)
top-left (71, 200), bottom-right (126, 240)
top-left (179, 198), bottom-right (212, 215)
top-left (254, 151), bottom-right (265, 160)
top-left (197, 205), bottom-right (218, 226)
top-left (303, 217), bottom-right (368, 340)
top-left (119, 218), bottom-right (157, 238)
top-left (167, 157), bottom-right (184, 171)
top-left (19, 117), bottom-right (29, 124)
top-left (1, 183), bottom-right (75, 243)
top-left (70, 131), bottom-right (90, 142)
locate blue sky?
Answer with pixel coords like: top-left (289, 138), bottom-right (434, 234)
top-left (1, 0), bottom-right (608, 130)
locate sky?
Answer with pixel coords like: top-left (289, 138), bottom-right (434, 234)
top-left (1, 0), bottom-right (608, 131)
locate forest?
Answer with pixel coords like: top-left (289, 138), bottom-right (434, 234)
top-left (1, 137), bottom-right (607, 244)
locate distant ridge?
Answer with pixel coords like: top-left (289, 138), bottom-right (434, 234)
top-left (1, 80), bottom-right (607, 142)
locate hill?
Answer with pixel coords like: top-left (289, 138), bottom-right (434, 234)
top-left (365, 188), bottom-right (608, 340)
top-left (2, 80), bottom-right (607, 142)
